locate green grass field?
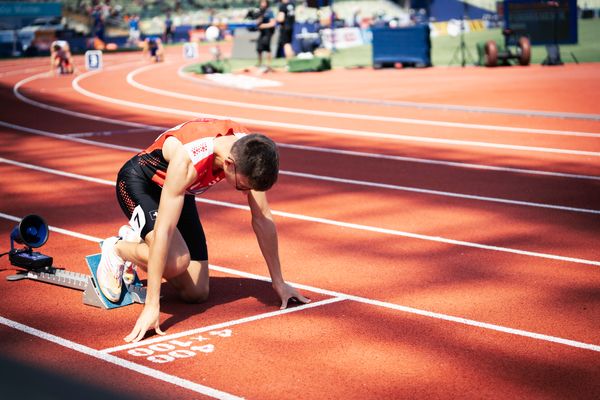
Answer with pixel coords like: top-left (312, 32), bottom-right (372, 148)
top-left (430, 18), bottom-right (600, 66)
top-left (187, 18), bottom-right (600, 72)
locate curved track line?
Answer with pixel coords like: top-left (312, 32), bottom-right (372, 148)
top-left (0, 213), bottom-right (598, 354)
top-left (2, 158), bottom-right (599, 267)
top-left (12, 73), bottom-right (600, 178)
top-left (177, 65), bottom-right (600, 121)
top-left (71, 70), bottom-right (600, 157)
top-left (126, 63), bottom-right (600, 138)
top-left (13, 67), bottom-right (163, 132)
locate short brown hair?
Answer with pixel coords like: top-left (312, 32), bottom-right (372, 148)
top-left (231, 134), bottom-right (279, 191)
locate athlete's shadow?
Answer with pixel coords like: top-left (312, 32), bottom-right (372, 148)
top-left (156, 276), bottom-right (280, 331)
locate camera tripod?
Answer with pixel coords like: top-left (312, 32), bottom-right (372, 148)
top-left (449, 2), bottom-right (475, 67)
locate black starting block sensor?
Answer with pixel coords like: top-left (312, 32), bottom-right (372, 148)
top-left (6, 214), bottom-right (53, 269)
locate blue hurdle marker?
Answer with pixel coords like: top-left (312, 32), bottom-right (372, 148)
top-left (85, 50), bottom-right (103, 71)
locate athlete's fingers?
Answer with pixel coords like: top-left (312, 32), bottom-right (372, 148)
top-left (280, 297), bottom-right (289, 310)
top-left (124, 324), bottom-right (141, 343)
top-left (294, 294), bottom-right (311, 304)
top-left (133, 326), bottom-right (148, 343)
top-left (124, 317), bottom-right (147, 342)
top-left (155, 322), bottom-right (166, 336)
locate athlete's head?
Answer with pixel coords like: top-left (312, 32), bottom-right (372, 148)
top-left (230, 134), bottom-right (279, 191)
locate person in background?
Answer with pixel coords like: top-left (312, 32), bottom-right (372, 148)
top-left (255, 0), bottom-right (276, 72)
top-left (142, 36), bottom-right (165, 62)
top-left (127, 14), bottom-right (140, 47)
top-left (50, 40), bottom-right (74, 75)
top-left (164, 12), bottom-right (174, 44)
top-left (276, 0), bottom-right (296, 60)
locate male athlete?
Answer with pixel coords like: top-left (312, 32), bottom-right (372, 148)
top-left (142, 36), bottom-right (164, 62)
top-left (50, 40), bottom-right (74, 75)
top-left (97, 118), bottom-right (310, 342)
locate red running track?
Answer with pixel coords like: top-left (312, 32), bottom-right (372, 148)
top-left (1, 46), bottom-right (599, 399)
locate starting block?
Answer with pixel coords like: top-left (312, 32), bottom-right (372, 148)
top-left (6, 253), bottom-right (145, 309)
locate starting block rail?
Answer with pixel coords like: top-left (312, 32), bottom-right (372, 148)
top-left (6, 253), bottom-right (145, 309)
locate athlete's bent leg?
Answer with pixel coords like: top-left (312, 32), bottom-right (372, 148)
top-left (166, 260), bottom-right (210, 304)
top-left (115, 228), bottom-right (191, 278)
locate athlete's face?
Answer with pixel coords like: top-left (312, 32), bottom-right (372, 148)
top-left (227, 158), bottom-right (252, 192)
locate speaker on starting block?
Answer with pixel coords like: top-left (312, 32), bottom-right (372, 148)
top-left (9, 214), bottom-right (53, 269)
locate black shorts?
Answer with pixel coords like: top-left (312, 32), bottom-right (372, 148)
top-left (278, 28), bottom-right (293, 45)
top-left (116, 157), bottom-right (208, 261)
top-left (257, 31), bottom-right (273, 53)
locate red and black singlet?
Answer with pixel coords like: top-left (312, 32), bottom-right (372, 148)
top-left (135, 118), bottom-right (249, 195)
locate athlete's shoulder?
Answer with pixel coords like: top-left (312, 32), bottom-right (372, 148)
top-left (163, 119), bottom-right (249, 141)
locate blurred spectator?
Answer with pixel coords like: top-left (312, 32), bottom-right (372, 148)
top-left (255, 0), bottom-right (276, 71)
top-left (90, 1), bottom-right (106, 44)
top-left (127, 14), bottom-right (140, 47)
top-left (164, 12), bottom-right (174, 43)
top-left (276, 0), bottom-right (295, 59)
top-left (352, 8), bottom-right (361, 28)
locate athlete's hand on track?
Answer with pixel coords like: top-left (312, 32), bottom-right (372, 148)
top-left (273, 282), bottom-right (311, 309)
top-left (124, 303), bottom-right (165, 342)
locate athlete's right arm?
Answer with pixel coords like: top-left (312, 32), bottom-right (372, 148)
top-left (124, 137), bottom-right (197, 342)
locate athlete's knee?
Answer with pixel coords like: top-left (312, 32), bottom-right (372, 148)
top-left (168, 252), bottom-right (191, 275)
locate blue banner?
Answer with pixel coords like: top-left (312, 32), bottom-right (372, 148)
top-left (0, 2), bottom-right (62, 17)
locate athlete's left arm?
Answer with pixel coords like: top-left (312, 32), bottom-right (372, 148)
top-left (248, 190), bottom-right (310, 309)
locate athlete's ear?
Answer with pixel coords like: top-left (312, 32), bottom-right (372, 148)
top-left (223, 157), bottom-right (234, 171)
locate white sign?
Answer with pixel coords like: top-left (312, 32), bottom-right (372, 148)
top-left (320, 27), bottom-right (364, 50)
top-left (85, 50), bottom-right (103, 70)
top-left (183, 42), bottom-right (199, 59)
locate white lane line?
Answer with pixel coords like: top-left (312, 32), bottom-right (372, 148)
top-left (0, 66), bottom-right (49, 78)
top-left (0, 215), bottom-right (598, 354)
top-left (101, 297), bottom-right (346, 354)
top-left (8, 80), bottom-right (600, 180)
top-left (280, 143), bottom-right (600, 181)
top-left (209, 265), bottom-right (600, 354)
top-left (283, 170), bottom-right (600, 215)
top-left (70, 69), bottom-right (600, 157)
top-left (0, 120), bottom-right (139, 152)
top-left (0, 212), bottom-right (103, 243)
top-left (128, 63), bottom-right (600, 138)
top-left (66, 128), bottom-right (151, 138)
top-left (2, 147), bottom-right (599, 216)
top-left (0, 317), bottom-right (243, 400)
top-left (13, 69), bottom-right (163, 131)
top-left (177, 64), bottom-right (600, 121)
top-left (2, 158), bottom-right (600, 267)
